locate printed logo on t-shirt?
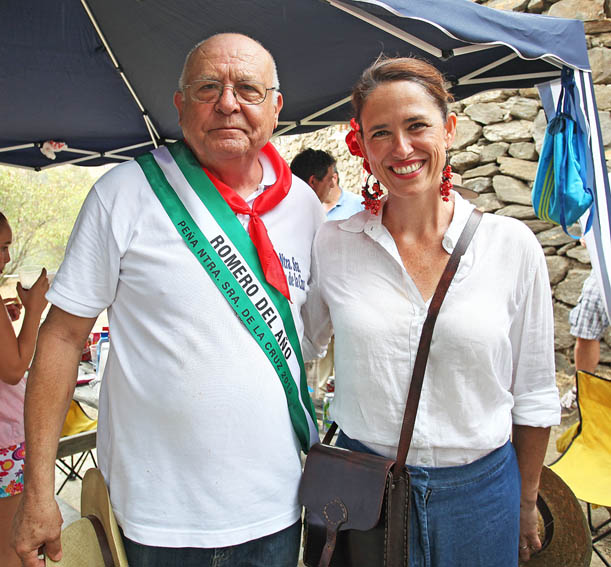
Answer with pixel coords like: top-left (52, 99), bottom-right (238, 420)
top-left (278, 252), bottom-right (306, 291)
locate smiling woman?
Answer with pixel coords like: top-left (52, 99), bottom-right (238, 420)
top-left (302, 56), bottom-right (560, 567)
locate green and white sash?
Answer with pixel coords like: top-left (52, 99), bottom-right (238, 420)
top-left (136, 141), bottom-right (319, 452)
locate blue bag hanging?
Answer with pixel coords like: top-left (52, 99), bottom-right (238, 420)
top-left (532, 67), bottom-right (595, 238)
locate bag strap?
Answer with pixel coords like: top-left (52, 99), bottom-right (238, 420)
top-left (322, 208), bottom-right (483, 456)
top-left (394, 208), bottom-right (482, 469)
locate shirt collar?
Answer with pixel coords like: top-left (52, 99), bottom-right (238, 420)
top-left (245, 151), bottom-right (276, 204)
top-left (328, 188), bottom-right (347, 212)
top-left (338, 191), bottom-right (476, 253)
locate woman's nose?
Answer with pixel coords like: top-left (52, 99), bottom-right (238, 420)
top-left (391, 133), bottom-right (413, 158)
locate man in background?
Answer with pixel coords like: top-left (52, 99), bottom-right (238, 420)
top-left (291, 148), bottom-right (363, 403)
top-left (570, 271), bottom-right (609, 374)
top-left (290, 148), bottom-right (363, 220)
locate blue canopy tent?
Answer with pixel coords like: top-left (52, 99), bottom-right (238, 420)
top-left (0, 0), bottom-right (609, 315)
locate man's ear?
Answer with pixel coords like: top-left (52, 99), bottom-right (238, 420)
top-left (173, 91), bottom-right (184, 126)
top-left (273, 92), bottom-right (284, 130)
top-left (307, 174), bottom-right (318, 190)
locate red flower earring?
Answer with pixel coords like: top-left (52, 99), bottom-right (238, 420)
top-left (361, 176), bottom-right (384, 215)
top-left (440, 164), bottom-right (453, 202)
top-left (346, 118), bottom-right (382, 215)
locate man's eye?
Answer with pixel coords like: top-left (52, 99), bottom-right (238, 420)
top-left (199, 82), bottom-right (219, 91)
top-left (237, 83), bottom-right (264, 96)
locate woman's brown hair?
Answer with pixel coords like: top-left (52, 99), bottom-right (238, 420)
top-left (351, 56), bottom-right (453, 124)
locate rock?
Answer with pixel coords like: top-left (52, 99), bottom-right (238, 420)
top-left (533, 109), bottom-right (547, 154)
top-left (547, 0), bottom-right (605, 20)
top-left (553, 302), bottom-right (575, 350)
top-left (463, 163), bottom-right (500, 179)
top-left (506, 96), bottom-right (540, 121)
top-left (450, 151), bottom-right (481, 172)
top-left (600, 341), bottom-right (611, 364)
top-left (588, 47), bottom-right (611, 84)
top-left (461, 90), bottom-right (513, 104)
top-left (527, 0), bottom-right (545, 11)
top-left (483, 120), bottom-right (533, 142)
top-left (542, 246), bottom-right (557, 256)
top-left (546, 256), bottom-right (570, 285)
top-left (452, 117), bottom-right (483, 150)
top-left (591, 32), bottom-right (611, 48)
top-left (558, 240), bottom-right (580, 255)
top-left (480, 142), bottom-right (509, 163)
top-left (487, 0), bottom-right (529, 10)
top-left (492, 175), bottom-right (532, 205)
top-left (495, 204), bottom-right (536, 219)
top-left (555, 352), bottom-right (573, 375)
top-left (584, 19), bottom-right (611, 34)
top-left (497, 156), bottom-right (538, 182)
top-left (518, 88), bottom-right (540, 99)
top-left (536, 226), bottom-right (575, 247)
top-left (462, 177), bottom-right (493, 193)
top-left (566, 246), bottom-right (591, 264)
top-left (464, 102), bottom-right (505, 124)
top-left (524, 219), bottom-right (555, 233)
top-left (555, 268), bottom-right (591, 305)
top-left (509, 142), bottom-right (538, 160)
top-left (599, 111), bottom-right (611, 147)
top-left (473, 192), bottom-right (504, 212)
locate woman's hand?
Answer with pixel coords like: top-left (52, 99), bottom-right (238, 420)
top-left (3, 297), bottom-right (22, 321)
top-left (17, 269), bottom-right (49, 317)
top-left (519, 498), bottom-right (542, 562)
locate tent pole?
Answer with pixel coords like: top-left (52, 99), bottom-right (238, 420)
top-left (80, 0), bottom-right (161, 148)
top-left (274, 95), bottom-right (352, 136)
top-left (578, 70), bottom-right (611, 319)
top-left (459, 71), bottom-right (560, 85)
top-left (325, 0), bottom-right (443, 58)
top-left (0, 143), bottom-right (35, 153)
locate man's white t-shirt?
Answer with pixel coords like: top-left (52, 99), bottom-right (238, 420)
top-left (48, 150), bottom-right (324, 547)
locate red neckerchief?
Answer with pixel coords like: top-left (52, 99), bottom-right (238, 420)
top-left (203, 142), bottom-right (292, 301)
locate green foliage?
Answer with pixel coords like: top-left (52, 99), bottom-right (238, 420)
top-left (0, 165), bottom-right (103, 283)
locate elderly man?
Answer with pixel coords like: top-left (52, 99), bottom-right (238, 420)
top-left (290, 148), bottom-right (363, 220)
top-left (13, 33), bottom-right (323, 567)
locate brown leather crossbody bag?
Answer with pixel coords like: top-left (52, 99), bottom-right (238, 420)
top-left (299, 208), bottom-right (483, 567)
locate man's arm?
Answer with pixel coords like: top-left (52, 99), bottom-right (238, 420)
top-left (12, 306), bottom-right (96, 567)
top-left (574, 336), bottom-right (600, 374)
top-left (512, 424), bottom-right (550, 563)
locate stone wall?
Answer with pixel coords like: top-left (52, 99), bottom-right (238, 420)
top-left (273, 0), bottom-right (611, 380)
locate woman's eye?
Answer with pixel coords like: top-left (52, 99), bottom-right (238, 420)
top-left (371, 130), bottom-right (389, 138)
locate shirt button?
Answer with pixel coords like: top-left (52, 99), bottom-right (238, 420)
top-left (421, 456), bottom-right (432, 466)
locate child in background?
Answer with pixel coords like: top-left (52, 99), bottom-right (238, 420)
top-left (0, 211), bottom-right (48, 567)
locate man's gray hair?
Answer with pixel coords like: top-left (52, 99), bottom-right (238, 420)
top-left (178, 34), bottom-right (280, 102)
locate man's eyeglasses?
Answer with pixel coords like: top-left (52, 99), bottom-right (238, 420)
top-left (182, 80), bottom-right (277, 105)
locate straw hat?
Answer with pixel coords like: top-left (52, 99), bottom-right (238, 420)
top-left (46, 468), bottom-right (128, 567)
top-left (519, 466), bottom-right (591, 567)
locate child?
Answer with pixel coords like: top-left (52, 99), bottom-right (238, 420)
top-left (0, 211), bottom-right (48, 567)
